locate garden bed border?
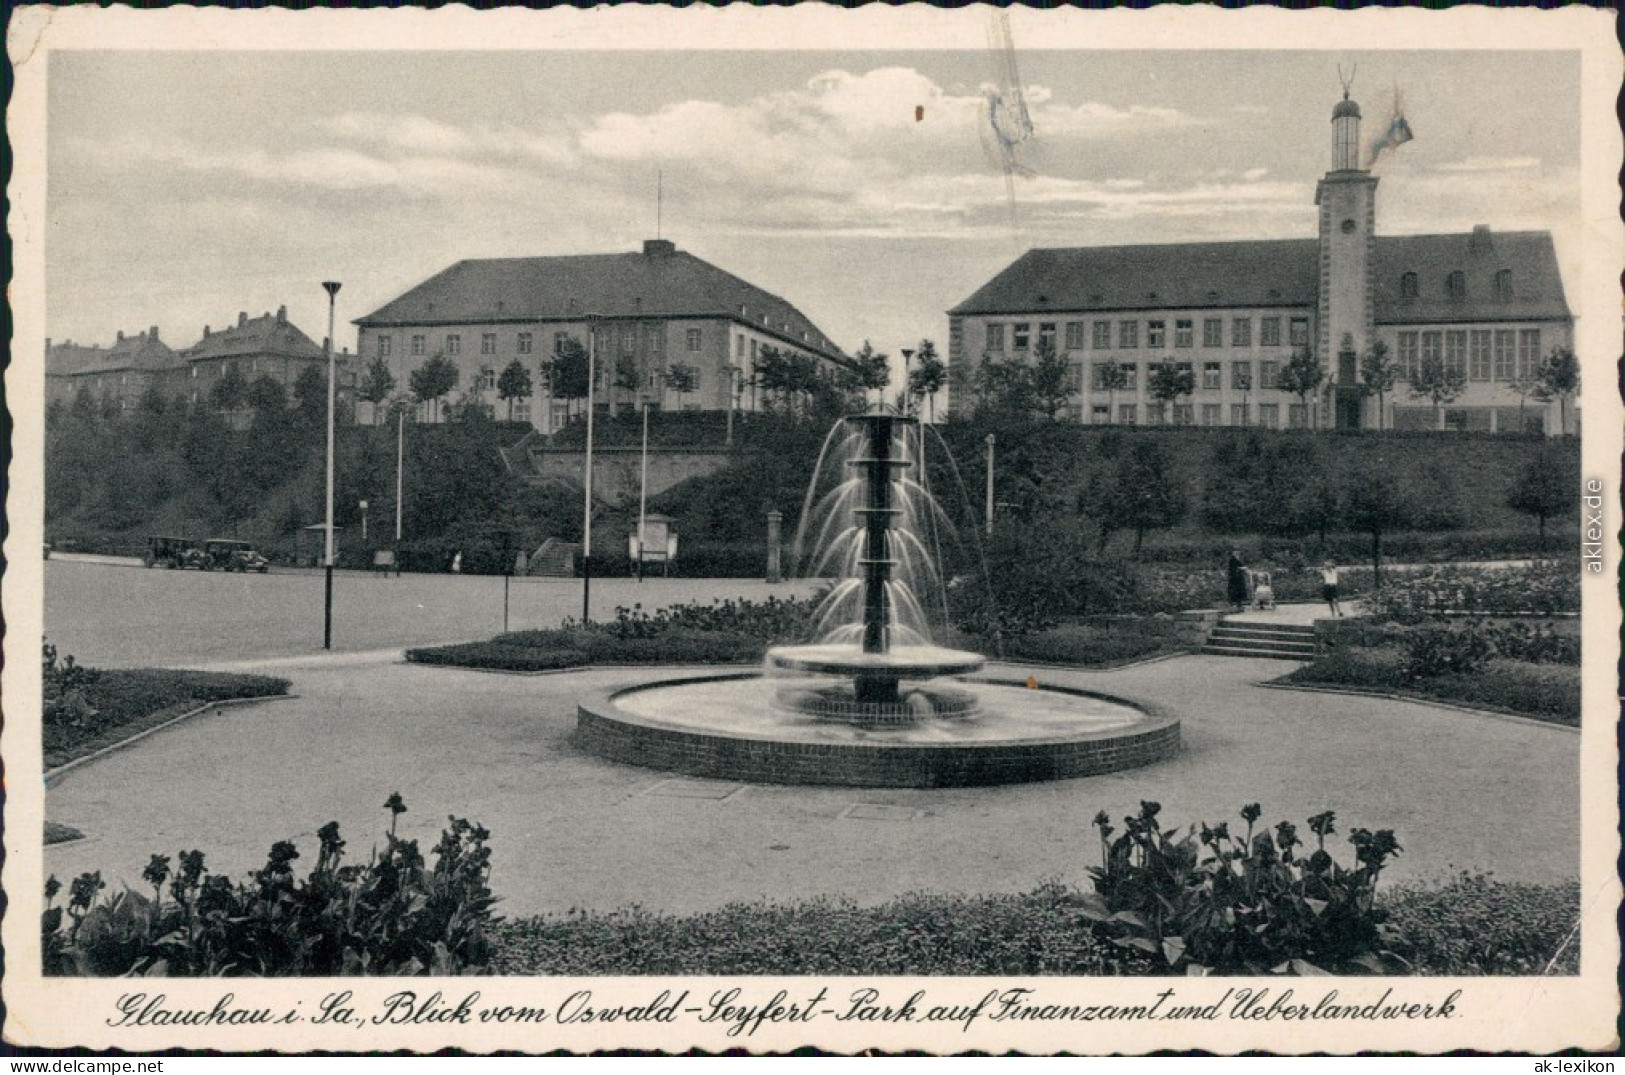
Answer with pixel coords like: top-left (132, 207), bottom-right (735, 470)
top-left (1257, 678), bottom-right (1579, 732)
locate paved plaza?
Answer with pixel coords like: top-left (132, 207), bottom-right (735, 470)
top-left (44, 638), bottom-right (1579, 920)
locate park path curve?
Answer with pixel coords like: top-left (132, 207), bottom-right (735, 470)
top-left (44, 650), bottom-right (1578, 919)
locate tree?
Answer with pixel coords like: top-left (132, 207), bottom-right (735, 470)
top-left (1532, 346), bottom-right (1580, 435)
top-left (1081, 440), bottom-right (1188, 554)
top-left (497, 358), bottom-right (533, 422)
top-left (409, 353), bottom-right (459, 423)
top-left (1096, 359), bottom-right (1129, 422)
top-left (545, 338), bottom-right (590, 420)
top-left (359, 355), bottom-right (397, 424)
top-left (972, 352), bottom-right (1035, 420)
top-left (1408, 352), bottom-right (1466, 431)
top-left (1277, 346), bottom-right (1326, 430)
top-left (70, 384), bottom-right (96, 422)
top-left (665, 363), bottom-right (698, 411)
top-left (1342, 468), bottom-right (1413, 584)
top-left (905, 339), bottom-right (947, 423)
top-left (208, 364), bottom-right (249, 413)
top-left (1506, 367), bottom-right (1543, 435)
top-left (613, 353), bottom-right (641, 406)
top-left (851, 341), bottom-right (890, 404)
top-left (245, 374), bottom-right (288, 417)
top-left (292, 363), bottom-right (327, 429)
top-left (1029, 336), bottom-right (1074, 420)
top-left (1358, 340), bottom-right (1397, 431)
top-left (1147, 362), bottom-right (1195, 424)
top-left (1506, 446), bottom-right (1572, 552)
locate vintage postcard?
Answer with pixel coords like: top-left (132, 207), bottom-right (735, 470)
top-left (5, 3), bottom-right (1620, 1056)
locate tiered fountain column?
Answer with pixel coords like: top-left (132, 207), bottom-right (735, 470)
top-left (852, 411), bottom-right (907, 703)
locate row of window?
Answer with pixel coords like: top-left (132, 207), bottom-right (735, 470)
top-left (1395, 329), bottom-right (1543, 383)
top-left (986, 316), bottom-right (1310, 354)
top-left (376, 326), bottom-right (708, 360)
top-left (1072, 359), bottom-right (1300, 393)
top-left (1398, 269), bottom-right (1515, 302)
top-left (1074, 402), bottom-right (1306, 428)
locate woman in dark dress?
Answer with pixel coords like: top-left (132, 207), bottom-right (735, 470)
top-left (1226, 550), bottom-right (1248, 611)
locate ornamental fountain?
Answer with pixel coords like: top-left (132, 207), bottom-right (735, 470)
top-left (575, 408), bottom-right (1178, 788)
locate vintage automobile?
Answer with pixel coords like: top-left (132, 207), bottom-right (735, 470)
top-left (204, 539), bottom-right (271, 573)
top-left (145, 535), bottom-right (209, 569)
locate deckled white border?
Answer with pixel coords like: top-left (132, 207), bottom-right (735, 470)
top-left (5, 4), bottom-right (1620, 1054)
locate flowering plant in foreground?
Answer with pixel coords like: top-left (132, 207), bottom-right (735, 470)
top-left (42, 796), bottom-right (497, 977)
top-left (1083, 802), bottom-right (1407, 975)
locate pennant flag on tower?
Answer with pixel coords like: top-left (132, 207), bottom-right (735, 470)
top-left (1367, 89), bottom-right (1415, 166)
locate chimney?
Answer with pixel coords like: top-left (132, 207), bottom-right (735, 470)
top-left (150, 325), bottom-right (159, 340)
top-left (238, 311), bottom-right (248, 327)
top-left (643, 239), bottom-right (676, 257)
top-left (276, 305), bottom-right (287, 322)
top-left (45, 337), bottom-right (52, 354)
top-left (116, 330), bottom-right (124, 341)
top-left (204, 325), bottom-right (211, 337)
top-left (1470, 224), bottom-right (1493, 253)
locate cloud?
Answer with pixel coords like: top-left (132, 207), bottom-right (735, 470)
top-left (1433, 156), bottom-right (1542, 173)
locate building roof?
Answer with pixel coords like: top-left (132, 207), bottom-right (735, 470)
top-left (949, 239), bottom-right (1320, 317)
top-left (1372, 229), bottom-right (1571, 325)
top-left (355, 240), bottom-right (845, 360)
top-left (949, 228), bottom-right (1571, 326)
top-left (47, 329), bottom-right (178, 377)
top-left (182, 308), bottom-right (326, 363)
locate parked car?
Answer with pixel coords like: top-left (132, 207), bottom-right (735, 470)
top-left (204, 539), bottom-right (270, 573)
top-left (145, 535), bottom-right (208, 569)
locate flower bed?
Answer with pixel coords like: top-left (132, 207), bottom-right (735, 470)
top-left (1281, 647), bottom-right (1579, 726)
top-left (1365, 563), bottom-right (1580, 622)
top-left (43, 644), bottom-right (290, 769)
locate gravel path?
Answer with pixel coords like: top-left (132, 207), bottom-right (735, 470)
top-left (43, 650), bottom-right (1578, 918)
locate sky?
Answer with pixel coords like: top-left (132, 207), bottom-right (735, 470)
top-left (46, 47), bottom-right (1581, 371)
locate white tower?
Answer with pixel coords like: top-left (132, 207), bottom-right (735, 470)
top-left (1316, 86), bottom-right (1379, 430)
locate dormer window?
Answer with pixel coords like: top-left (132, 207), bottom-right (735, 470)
top-left (1446, 271), bottom-right (1466, 301)
top-left (1400, 272), bottom-right (1419, 300)
top-left (1494, 269), bottom-right (1513, 300)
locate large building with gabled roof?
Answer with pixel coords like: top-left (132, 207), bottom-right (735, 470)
top-left (46, 326), bottom-right (178, 413)
top-left (948, 90), bottom-right (1575, 435)
top-left (354, 238), bottom-right (847, 431)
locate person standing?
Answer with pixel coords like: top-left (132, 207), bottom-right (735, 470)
top-left (1227, 550), bottom-right (1249, 612)
top-left (1320, 559), bottom-right (1342, 617)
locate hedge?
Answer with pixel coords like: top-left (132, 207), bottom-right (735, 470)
top-left (1281, 648), bottom-right (1579, 726)
top-left (489, 876), bottom-right (1579, 977)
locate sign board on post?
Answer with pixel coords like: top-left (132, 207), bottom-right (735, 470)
top-left (630, 514), bottom-right (674, 564)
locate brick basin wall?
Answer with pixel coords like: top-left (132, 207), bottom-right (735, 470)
top-left (575, 676), bottom-right (1180, 789)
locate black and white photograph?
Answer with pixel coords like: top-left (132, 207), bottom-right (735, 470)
top-left (5, 4), bottom-right (1620, 1056)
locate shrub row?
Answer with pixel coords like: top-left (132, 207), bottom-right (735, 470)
top-left (1383, 873), bottom-right (1580, 975)
top-left (1283, 647), bottom-right (1579, 726)
top-left (1000, 617), bottom-right (1205, 666)
top-left (408, 627), bottom-right (768, 671)
top-left (493, 885), bottom-right (1142, 977)
top-left (405, 641), bottom-right (590, 672)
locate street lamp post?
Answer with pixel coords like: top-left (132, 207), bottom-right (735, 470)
top-left (985, 432), bottom-right (995, 536)
top-left (322, 281), bottom-right (341, 650)
top-left (359, 499), bottom-right (368, 544)
top-left (637, 400), bottom-right (650, 583)
top-left (395, 404), bottom-right (405, 550)
top-left (581, 315), bottom-right (599, 624)
top-left (725, 365), bottom-right (739, 447)
top-left (900, 348), bottom-right (914, 416)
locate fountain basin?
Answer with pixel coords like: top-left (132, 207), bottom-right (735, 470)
top-left (765, 643), bottom-right (986, 679)
top-left (576, 672), bottom-right (1180, 788)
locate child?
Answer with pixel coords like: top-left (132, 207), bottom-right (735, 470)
top-left (1320, 559), bottom-right (1342, 617)
top-left (1251, 569), bottom-right (1276, 611)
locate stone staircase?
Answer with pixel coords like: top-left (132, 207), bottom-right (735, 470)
top-left (1201, 620), bottom-right (1318, 660)
top-left (526, 538), bottom-right (579, 577)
